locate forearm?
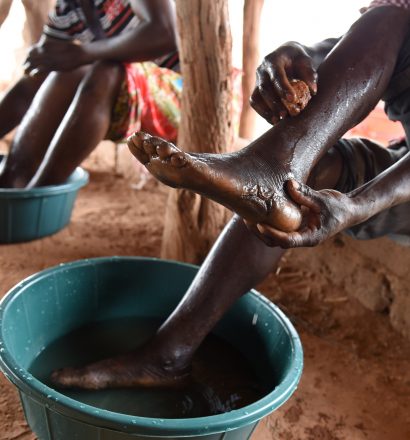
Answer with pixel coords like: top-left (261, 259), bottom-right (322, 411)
top-left (349, 151), bottom-right (410, 223)
top-left (82, 0), bottom-right (177, 64)
top-left (285, 7), bottom-right (410, 180)
top-left (83, 25), bottom-right (176, 64)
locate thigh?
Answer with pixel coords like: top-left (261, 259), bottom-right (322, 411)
top-left (76, 61), bottom-right (125, 104)
top-left (383, 29), bottom-right (410, 142)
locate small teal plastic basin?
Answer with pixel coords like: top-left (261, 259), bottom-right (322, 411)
top-left (0, 156), bottom-right (89, 243)
top-left (0, 257), bottom-right (303, 440)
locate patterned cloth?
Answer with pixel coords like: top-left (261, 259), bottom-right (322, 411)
top-left (107, 62), bottom-right (182, 142)
top-left (44, 0), bottom-right (139, 43)
top-left (107, 64), bottom-right (243, 142)
top-left (368, 0), bottom-right (410, 8)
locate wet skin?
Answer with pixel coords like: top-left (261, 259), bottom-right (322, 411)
top-left (126, 7), bottom-right (410, 235)
top-left (128, 131), bottom-right (303, 232)
top-left (51, 6), bottom-right (410, 390)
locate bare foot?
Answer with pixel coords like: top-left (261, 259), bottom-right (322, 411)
top-left (127, 132), bottom-right (302, 232)
top-left (51, 350), bottom-right (190, 390)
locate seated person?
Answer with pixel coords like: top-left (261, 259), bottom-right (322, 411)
top-left (51, 2), bottom-right (410, 389)
top-left (0, 0), bottom-right (181, 188)
top-left (128, 2), bottom-right (410, 246)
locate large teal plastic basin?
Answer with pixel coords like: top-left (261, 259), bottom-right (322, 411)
top-left (0, 257), bottom-right (303, 439)
top-left (0, 156), bottom-right (89, 243)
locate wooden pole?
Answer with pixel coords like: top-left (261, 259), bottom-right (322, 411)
top-left (239, 0), bottom-right (264, 140)
top-left (161, 0), bottom-right (233, 263)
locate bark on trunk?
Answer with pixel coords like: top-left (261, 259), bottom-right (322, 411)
top-left (161, 0), bottom-right (233, 263)
top-left (239, 0), bottom-right (263, 140)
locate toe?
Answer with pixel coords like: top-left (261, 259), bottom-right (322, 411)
top-left (142, 135), bottom-right (164, 157)
top-left (127, 133), bottom-right (149, 164)
top-left (156, 141), bottom-right (174, 160)
top-left (51, 367), bottom-right (79, 388)
top-left (170, 152), bottom-right (187, 168)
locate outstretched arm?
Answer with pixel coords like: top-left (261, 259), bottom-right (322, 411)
top-left (255, 150), bottom-right (410, 247)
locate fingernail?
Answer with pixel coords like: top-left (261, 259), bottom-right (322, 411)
top-left (286, 93), bottom-right (294, 102)
top-left (290, 180), bottom-right (299, 190)
top-left (257, 224), bottom-right (265, 234)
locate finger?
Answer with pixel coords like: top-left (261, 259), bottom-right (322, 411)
top-left (268, 65), bottom-right (296, 103)
top-left (23, 62), bottom-right (31, 75)
top-left (257, 223), bottom-right (303, 248)
top-left (28, 68), bottom-right (42, 77)
top-left (258, 223), bottom-right (320, 248)
top-left (250, 89), bottom-right (280, 125)
top-left (294, 61), bottom-right (318, 95)
top-left (244, 219), bottom-right (279, 247)
top-left (286, 180), bottom-right (322, 213)
top-left (257, 70), bottom-right (288, 119)
top-left (243, 219), bottom-right (269, 243)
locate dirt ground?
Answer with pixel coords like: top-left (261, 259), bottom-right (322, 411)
top-left (1, 143), bottom-right (410, 440)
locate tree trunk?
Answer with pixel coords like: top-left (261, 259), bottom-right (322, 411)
top-left (161, 0), bottom-right (233, 263)
top-left (239, 0), bottom-right (264, 140)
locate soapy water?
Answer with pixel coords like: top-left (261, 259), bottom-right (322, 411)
top-left (30, 317), bottom-right (270, 418)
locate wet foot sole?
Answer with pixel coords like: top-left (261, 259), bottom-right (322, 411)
top-left (127, 132), bottom-right (302, 232)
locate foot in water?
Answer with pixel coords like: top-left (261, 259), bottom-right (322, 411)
top-left (51, 347), bottom-right (191, 390)
top-left (127, 131), bottom-right (302, 232)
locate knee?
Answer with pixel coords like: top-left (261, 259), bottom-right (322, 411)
top-left (78, 61), bottom-right (125, 100)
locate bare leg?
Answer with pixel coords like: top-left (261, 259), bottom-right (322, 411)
top-left (28, 61), bottom-right (125, 187)
top-left (128, 7), bottom-right (409, 232)
top-left (0, 73), bottom-right (47, 139)
top-left (0, 67), bottom-right (90, 188)
top-left (51, 147), bottom-right (344, 389)
top-left (51, 216), bottom-right (285, 389)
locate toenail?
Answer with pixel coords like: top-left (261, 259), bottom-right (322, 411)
top-left (171, 154), bottom-right (186, 166)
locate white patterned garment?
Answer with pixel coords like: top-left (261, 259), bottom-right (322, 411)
top-left (44, 0), bottom-right (139, 43)
top-left (368, 0), bottom-right (410, 8)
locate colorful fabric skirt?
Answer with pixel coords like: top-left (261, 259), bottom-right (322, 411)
top-left (107, 61), bottom-right (182, 142)
top-left (106, 61), bottom-right (242, 143)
